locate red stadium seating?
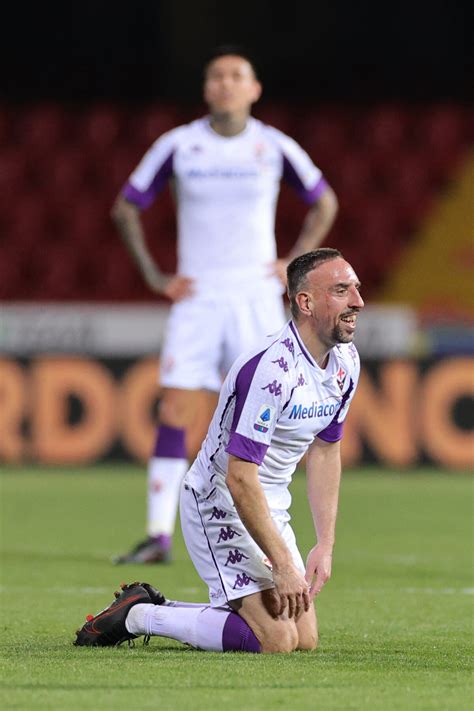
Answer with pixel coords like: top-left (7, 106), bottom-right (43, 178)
top-left (129, 105), bottom-right (179, 152)
top-left (253, 104), bottom-right (295, 133)
top-left (80, 105), bottom-right (124, 151)
top-left (0, 106), bottom-right (11, 147)
top-left (45, 148), bottom-right (93, 197)
top-left (356, 104), bottom-right (410, 155)
top-left (330, 150), bottom-right (375, 204)
top-left (5, 194), bottom-right (50, 250)
top-left (0, 244), bottom-right (24, 299)
top-left (1, 102), bottom-right (471, 302)
top-left (0, 148), bottom-right (30, 200)
top-left (13, 104), bottom-right (65, 154)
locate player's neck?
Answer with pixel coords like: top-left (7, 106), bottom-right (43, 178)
top-left (293, 320), bottom-right (330, 370)
top-left (209, 112), bottom-right (250, 137)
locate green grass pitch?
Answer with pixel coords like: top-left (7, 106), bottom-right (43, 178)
top-left (0, 465), bottom-right (472, 710)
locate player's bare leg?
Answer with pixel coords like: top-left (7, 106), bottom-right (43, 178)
top-left (230, 588), bottom-right (317, 653)
top-left (295, 600), bottom-right (318, 650)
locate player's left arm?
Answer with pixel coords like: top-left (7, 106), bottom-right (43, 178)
top-left (271, 188), bottom-right (338, 285)
top-left (286, 183), bottom-right (339, 259)
top-left (304, 437), bottom-right (342, 600)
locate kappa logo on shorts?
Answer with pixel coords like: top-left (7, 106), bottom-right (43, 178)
top-left (208, 507), bottom-right (227, 521)
top-left (253, 404), bottom-right (275, 433)
top-left (224, 549), bottom-right (250, 566)
top-left (233, 573), bottom-right (257, 589)
top-left (217, 526), bottom-right (242, 543)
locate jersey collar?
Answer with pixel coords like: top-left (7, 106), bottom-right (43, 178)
top-left (289, 320), bottom-right (339, 384)
top-left (203, 115), bottom-right (254, 140)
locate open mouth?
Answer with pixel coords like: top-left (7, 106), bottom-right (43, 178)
top-left (340, 313), bottom-right (357, 330)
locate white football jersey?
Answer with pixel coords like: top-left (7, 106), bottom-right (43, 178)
top-left (184, 320), bottom-right (360, 511)
top-left (123, 117), bottom-right (327, 296)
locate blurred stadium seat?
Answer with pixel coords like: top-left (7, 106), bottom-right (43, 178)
top-left (46, 148), bottom-right (93, 197)
top-left (80, 104), bottom-right (124, 152)
top-left (253, 103), bottom-right (294, 133)
top-left (5, 193), bottom-right (49, 250)
top-left (13, 104), bottom-right (65, 155)
top-left (129, 105), bottom-right (179, 152)
top-left (0, 147), bottom-right (29, 200)
top-left (2, 102), bottom-right (471, 302)
top-left (355, 104), bottom-right (410, 155)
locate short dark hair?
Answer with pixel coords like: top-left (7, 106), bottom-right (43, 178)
top-left (203, 45), bottom-right (259, 79)
top-left (287, 248), bottom-right (343, 319)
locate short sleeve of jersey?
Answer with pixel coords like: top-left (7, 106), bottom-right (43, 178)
top-left (121, 128), bottom-right (178, 210)
top-left (265, 126), bottom-right (327, 205)
top-left (318, 346), bottom-right (361, 443)
top-left (225, 347), bottom-right (293, 465)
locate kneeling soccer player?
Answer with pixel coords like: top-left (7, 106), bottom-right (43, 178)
top-left (74, 248), bottom-right (363, 653)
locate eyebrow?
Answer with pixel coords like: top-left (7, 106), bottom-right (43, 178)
top-left (332, 281), bottom-right (362, 289)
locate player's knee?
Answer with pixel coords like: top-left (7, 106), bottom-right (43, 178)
top-left (259, 623), bottom-right (299, 654)
top-left (296, 626), bottom-right (318, 651)
top-left (159, 393), bottom-right (190, 428)
top-left (296, 610), bottom-right (318, 651)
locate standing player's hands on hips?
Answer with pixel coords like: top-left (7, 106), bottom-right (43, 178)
top-left (267, 259), bottom-right (289, 287)
top-left (271, 562), bottom-right (310, 620)
top-left (161, 274), bottom-right (195, 301)
top-left (143, 268), bottom-right (195, 301)
top-left (305, 544), bottom-right (333, 600)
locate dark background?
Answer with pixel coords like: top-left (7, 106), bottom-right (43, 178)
top-left (1, 0), bottom-right (472, 104)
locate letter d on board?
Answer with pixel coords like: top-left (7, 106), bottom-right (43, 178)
top-left (31, 358), bottom-right (118, 464)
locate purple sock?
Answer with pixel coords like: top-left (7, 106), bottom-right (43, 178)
top-left (150, 533), bottom-right (172, 551)
top-left (127, 603), bottom-right (261, 653)
top-left (153, 424), bottom-right (187, 459)
top-left (222, 611), bottom-right (261, 653)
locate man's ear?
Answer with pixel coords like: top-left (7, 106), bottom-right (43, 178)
top-left (296, 291), bottom-right (312, 317)
top-left (252, 81), bottom-right (262, 103)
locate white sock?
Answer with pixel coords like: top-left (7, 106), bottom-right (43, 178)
top-left (125, 603), bottom-right (227, 651)
top-left (147, 456), bottom-right (188, 537)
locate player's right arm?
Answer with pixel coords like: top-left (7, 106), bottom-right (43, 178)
top-left (111, 196), bottom-right (193, 300)
top-left (224, 341), bottom-right (309, 618)
top-left (111, 129), bottom-right (194, 301)
top-left (226, 455), bottom-right (310, 619)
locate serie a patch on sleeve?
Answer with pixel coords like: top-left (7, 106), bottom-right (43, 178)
top-left (253, 404), bottom-right (276, 433)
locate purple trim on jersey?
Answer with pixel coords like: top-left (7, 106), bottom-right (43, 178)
top-left (306, 177), bottom-right (328, 203)
top-left (222, 611), bottom-right (261, 653)
top-left (153, 424), bottom-right (187, 459)
top-left (210, 393), bottom-right (235, 465)
top-left (317, 378), bottom-right (354, 443)
top-left (282, 156), bottom-right (327, 205)
top-left (226, 432), bottom-right (269, 465)
top-left (289, 321), bottom-right (315, 367)
top-left (230, 349), bottom-right (267, 432)
top-left (122, 151), bottom-right (174, 209)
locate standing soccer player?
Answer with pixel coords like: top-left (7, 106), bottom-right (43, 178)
top-left (111, 46), bottom-right (338, 563)
top-left (75, 249), bottom-right (364, 653)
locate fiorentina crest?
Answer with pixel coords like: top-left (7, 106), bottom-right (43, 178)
top-left (337, 366), bottom-right (346, 391)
